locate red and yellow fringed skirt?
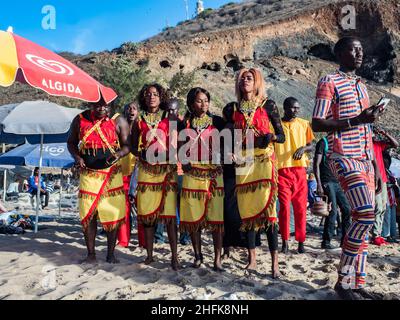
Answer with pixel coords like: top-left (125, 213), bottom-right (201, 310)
top-left (235, 147), bottom-right (278, 232)
top-left (136, 160), bottom-right (178, 226)
top-left (180, 164), bottom-right (224, 233)
top-left (78, 164), bottom-right (126, 232)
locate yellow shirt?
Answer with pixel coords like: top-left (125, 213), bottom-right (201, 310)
top-left (274, 117), bottom-right (315, 170)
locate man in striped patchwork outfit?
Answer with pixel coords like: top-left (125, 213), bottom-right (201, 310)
top-left (312, 37), bottom-right (384, 300)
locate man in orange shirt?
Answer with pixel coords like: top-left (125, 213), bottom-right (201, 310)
top-left (275, 97), bottom-right (315, 254)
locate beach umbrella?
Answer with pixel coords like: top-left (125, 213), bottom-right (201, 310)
top-left (0, 143), bottom-right (74, 168)
top-left (0, 101), bottom-right (81, 232)
top-left (0, 102), bottom-right (74, 144)
top-left (0, 30), bottom-right (117, 104)
top-left (390, 158), bottom-right (400, 178)
top-left (0, 143), bottom-right (74, 216)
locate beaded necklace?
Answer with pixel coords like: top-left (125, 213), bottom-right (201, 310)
top-left (142, 110), bottom-right (163, 128)
top-left (191, 114), bottom-right (212, 133)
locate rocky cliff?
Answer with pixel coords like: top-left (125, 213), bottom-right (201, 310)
top-left (1, 0), bottom-right (399, 133)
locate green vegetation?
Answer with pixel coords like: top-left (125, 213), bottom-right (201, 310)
top-left (168, 70), bottom-right (197, 110)
top-left (100, 57), bottom-right (150, 110)
top-left (118, 42), bottom-right (141, 54)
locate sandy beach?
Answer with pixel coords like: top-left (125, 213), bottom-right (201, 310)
top-left (0, 207), bottom-right (399, 300)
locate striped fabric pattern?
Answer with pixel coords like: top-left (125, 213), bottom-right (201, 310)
top-left (313, 71), bottom-right (373, 160)
top-left (329, 158), bottom-right (375, 289)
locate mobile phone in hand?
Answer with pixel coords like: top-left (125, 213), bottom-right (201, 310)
top-left (377, 97), bottom-right (390, 111)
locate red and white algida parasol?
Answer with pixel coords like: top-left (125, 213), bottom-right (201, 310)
top-left (0, 29), bottom-right (117, 103)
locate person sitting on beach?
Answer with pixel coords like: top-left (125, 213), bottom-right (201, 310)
top-left (6, 178), bottom-right (20, 198)
top-left (68, 98), bottom-right (130, 264)
top-left (28, 168), bottom-right (49, 209)
top-left (45, 174), bottom-right (55, 194)
top-left (0, 199), bottom-right (8, 213)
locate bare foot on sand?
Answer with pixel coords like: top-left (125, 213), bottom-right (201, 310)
top-left (144, 256), bottom-right (154, 265)
top-left (271, 268), bottom-right (282, 279)
top-left (171, 258), bottom-right (181, 271)
top-left (245, 263), bottom-right (257, 271)
top-left (106, 255), bottom-right (120, 264)
top-left (81, 254), bottom-right (97, 264)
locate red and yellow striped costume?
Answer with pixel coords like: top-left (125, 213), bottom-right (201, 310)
top-left (233, 100), bottom-right (278, 231)
top-left (78, 111), bottom-right (125, 231)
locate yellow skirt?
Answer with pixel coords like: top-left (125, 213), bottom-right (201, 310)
top-left (180, 164), bottom-right (224, 233)
top-left (235, 147), bottom-right (278, 231)
top-left (136, 160), bottom-right (177, 226)
top-left (79, 164), bottom-right (126, 232)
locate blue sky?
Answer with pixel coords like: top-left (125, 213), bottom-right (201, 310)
top-left (0, 0), bottom-right (240, 54)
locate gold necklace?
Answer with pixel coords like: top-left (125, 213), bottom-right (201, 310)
top-left (142, 110), bottom-right (162, 128)
top-left (191, 114), bottom-right (212, 132)
top-left (239, 99), bottom-right (264, 130)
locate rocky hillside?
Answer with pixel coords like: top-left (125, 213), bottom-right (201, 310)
top-left (1, 0), bottom-right (399, 134)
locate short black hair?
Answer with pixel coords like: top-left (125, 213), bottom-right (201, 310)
top-left (334, 36), bottom-right (361, 58)
top-left (283, 97), bottom-right (299, 109)
top-left (186, 87), bottom-right (211, 113)
top-left (137, 83), bottom-right (167, 111)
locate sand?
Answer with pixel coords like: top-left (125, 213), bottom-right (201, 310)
top-left (0, 206), bottom-right (399, 300)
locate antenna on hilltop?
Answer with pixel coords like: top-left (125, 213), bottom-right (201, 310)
top-left (183, 0), bottom-right (189, 20)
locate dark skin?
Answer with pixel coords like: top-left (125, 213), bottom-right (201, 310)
top-left (282, 101), bottom-right (313, 160)
top-left (313, 149), bottom-right (325, 197)
top-left (131, 86), bottom-right (180, 271)
top-left (311, 39), bottom-right (383, 194)
top-left (67, 101), bottom-right (130, 264)
top-left (125, 103), bottom-right (139, 205)
top-left (180, 92), bottom-right (224, 272)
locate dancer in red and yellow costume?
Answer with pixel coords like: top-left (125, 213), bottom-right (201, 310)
top-left (233, 68), bottom-right (285, 278)
top-left (131, 84), bottom-right (179, 270)
top-left (68, 99), bottom-right (130, 264)
top-left (179, 87), bottom-right (225, 271)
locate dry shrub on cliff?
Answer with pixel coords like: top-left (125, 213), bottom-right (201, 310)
top-left (168, 70), bottom-right (197, 110)
top-left (100, 57), bottom-right (150, 108)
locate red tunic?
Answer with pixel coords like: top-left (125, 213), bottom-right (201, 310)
top-left (184, 119), bottom-right (217, 162)
top-left (233, 104), bottom-right (271, 135)
top-left (79, 111), bottom-right (119, 150)
top-left (138, 117), bottom-right (170, 153)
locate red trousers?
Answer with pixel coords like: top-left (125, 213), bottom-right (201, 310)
top-left (117, 176), bottom-right (132, 247)
top-left (278, 167), bottom-right (308, 243)
top-left (118, 175), bottom-right (146, 248)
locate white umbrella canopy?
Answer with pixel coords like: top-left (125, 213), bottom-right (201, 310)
top-left (0, 100), bottom-right (81, 232)
top-left (390, 158), bottom-right (400, 178)
top-left (1, 101), bottom-right (81, 135)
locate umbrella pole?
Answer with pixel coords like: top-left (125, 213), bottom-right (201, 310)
top-left (59, 168), bottom-right (63, 216)
top-left (3, 169), bottom-right (6, 202)
top-left (35, 134), bottom-right (44, 233)
top-left (2, 144), bottom-right (5, 202)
